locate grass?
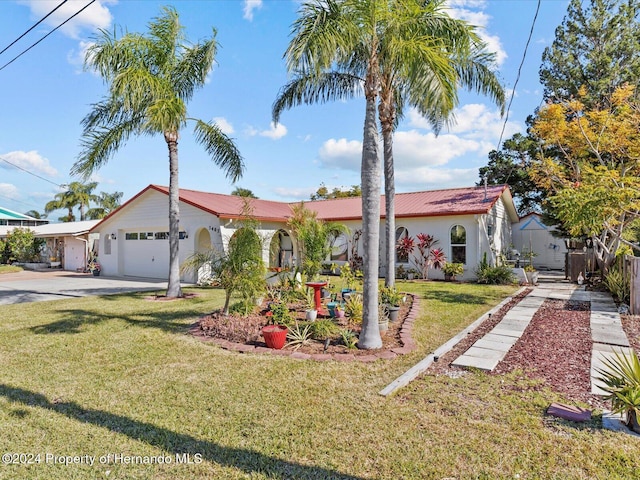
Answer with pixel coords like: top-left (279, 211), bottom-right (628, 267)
top-left (0, 281), bottom-right (638, 479)
top-left (0, 265), bottom-right (22, 274)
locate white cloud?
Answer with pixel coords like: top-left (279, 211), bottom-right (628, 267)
top-left (243, 0), bottom-right (263, 21)
top-left (213, 117), bottom-right (235, 135)
top-left (0, 183), bottom-right (20, 200)
top-left (21, 0), bottom-right (115, 39)
top-left (395, 166), bottom-right (480, 190)
top-left (394, 130), bottom-right (482, 167)
top-left (318, 138), bottom-right (362, 170)
top-left (0, 150), bottom-right (58, 177)
top-left (445, 1), bottom-right (507, 67)
top-left (67, 40), bottom-right (94, 73)
top-left (272, 186), bottom-right (316, 201)
top-left (258, 122), bottom-right (287, 140)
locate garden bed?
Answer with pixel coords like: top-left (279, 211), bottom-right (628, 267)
top-left (191, 295), bottom-right (417, 360)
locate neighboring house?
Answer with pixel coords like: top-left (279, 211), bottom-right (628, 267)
top-left (512, 213), bottom-right (566, 271)
top-left (0, 219), bottom-right (99, 271)
top-left (0, 207), bottom-right (49, 227)
top-left (90, 184), bottom-right (519, 282)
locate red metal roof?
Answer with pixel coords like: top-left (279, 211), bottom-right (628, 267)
top-left (91, 183), bottom-right (512, 232)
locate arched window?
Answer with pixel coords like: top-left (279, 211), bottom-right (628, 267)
top-left (395, 227), bottom-right (409, 263)
top-left (450, 225), bottom-right (466, 264)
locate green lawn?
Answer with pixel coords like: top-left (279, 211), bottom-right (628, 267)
top-left (0, 265), bottom-right (22, 274)
top-left (0, 281), bottom-right (637, 479)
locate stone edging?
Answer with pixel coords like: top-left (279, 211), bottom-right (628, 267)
top-left (189, 294), bottom-right (419, 362)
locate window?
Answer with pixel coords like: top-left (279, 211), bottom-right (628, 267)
top-left (125, 233), bottom-right (138, 240)
top-left (139, 232), bottom-right (154, 240)
top-left (450, 225), bottom-right (466, 264)
top-left (104, 236), bottom-right (111, 255)
top-left (155, 232), bottom-right (169, 240)
top-left (395, 227), bottom-right (409, 263)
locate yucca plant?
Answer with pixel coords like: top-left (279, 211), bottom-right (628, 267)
top-left (286, 322), bottom-right (313, 351)
top-left (595, 349), bottom-right (640, 433)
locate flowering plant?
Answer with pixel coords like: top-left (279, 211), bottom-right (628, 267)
top-left (88, 260), bottom-right (101, 272)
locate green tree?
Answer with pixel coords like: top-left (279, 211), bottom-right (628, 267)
top-left (310, 183), bottom-right (361, 200)
top-left (231, 187), bottom-right (258, 198)
top-left (276, 0), bottom-right (494, 348)
top-left (182, 205), bottom-right (266, 315)
top-left (23, 210), bottom-right (46, 219)
top-left (539, 0), bottom-right (640, 107)
top-left (71, 7), bottom-right (244, 298)
top-left (275, 0), bottom-right (502, 297)
top-left (478, 133), bottom-right (543, 215)
top-left (530, 85), bottom-right (640, 273)
top-left (44, 181), bottom-right (98, 222)
top-left (86, 191), bottom-right (123, 219)
top-left (5, 228), bottom-right (44, 263)
top-left (287, 202), bottom-right (348, 279)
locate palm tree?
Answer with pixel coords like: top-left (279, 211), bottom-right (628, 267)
top-left (86, 191), bottom-right (123, 219)
top-left (24, 210), bottom-right (46, 219)
top-left (276, 0), bottom-right (492, 348)
top-left (275, 1), bottom-right (504, 289)
top-left (71, 7), bottom-right (244, 298)
top-left (45, 190), bottom-right (76, 222)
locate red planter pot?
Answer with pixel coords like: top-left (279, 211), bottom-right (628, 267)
top-left (261, 325), bottom-right (288, 350)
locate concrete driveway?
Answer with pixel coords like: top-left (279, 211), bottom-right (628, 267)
top-left (0, 270), bottom-right (178, 305)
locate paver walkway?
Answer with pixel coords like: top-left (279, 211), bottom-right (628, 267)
top-left (451, 280), bottom-right (634, 396)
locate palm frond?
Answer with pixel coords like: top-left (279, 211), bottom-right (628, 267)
top-left (73, 120), bottom-right (138, 178)
top-left (193, 120), bottom-right (245, 182)
top-left (272, 71), bottom-right (363, 123)
top-left (172, 36), bottom-right (218, 100)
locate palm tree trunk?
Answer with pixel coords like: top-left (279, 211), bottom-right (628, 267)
top-left (166, 134), bottom-right (183, 298)
top-left (357, 94), bottom-right (383, 350)
top-left (379, 91), bottom-right (396, 288)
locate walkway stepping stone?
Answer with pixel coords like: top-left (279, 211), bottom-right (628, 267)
top-left (547, 403), bottom-right (592, 422)
top-left (452, 287), bottom-right (552, 371)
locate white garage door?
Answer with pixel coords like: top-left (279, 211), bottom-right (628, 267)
top-left (123, 232), bottom-right (170, 279)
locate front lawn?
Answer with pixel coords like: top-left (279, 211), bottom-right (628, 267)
top-left (0, 264), bottom-right (22, 274)
top-left (0, 281), bottom-right (637, 479)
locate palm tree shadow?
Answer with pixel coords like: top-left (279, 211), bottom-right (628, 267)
top-left (0, 384), bottom-right (364, 479)
top-left (421, 289), bottom-right (489, 305)
top-left (30, 308), bottom-right (200, 335)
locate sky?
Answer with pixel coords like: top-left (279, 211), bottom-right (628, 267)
top-left (0, 0), bottom-right (571, 220)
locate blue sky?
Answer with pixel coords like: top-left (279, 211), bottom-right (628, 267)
top-left (0, 0), bottom-right (570, 219)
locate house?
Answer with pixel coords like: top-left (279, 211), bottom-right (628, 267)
top-left (0, 219), bottom-right (99, 271)
top-left (512, 212), bottom-right (566, 270)
top-left (90, 184), bottom-right (519, 282)
top-left (0, 207), bottom-right (48, 227)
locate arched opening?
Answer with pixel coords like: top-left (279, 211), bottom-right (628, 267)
top-left (195, 228), bottom-right (212, 283)
top-left (269, 229), bottom-right (293, 269)
top-left (395, 226), bottom-right (409, 263)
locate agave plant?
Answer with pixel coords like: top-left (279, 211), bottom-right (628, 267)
top-left (595, 349), bottom-right (640, 433)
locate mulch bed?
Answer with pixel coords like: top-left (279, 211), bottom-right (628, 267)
top-left (192, 296), bottom-right (414, 357)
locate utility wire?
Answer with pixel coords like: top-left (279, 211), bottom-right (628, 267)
top-left (0, 155), bottom-right (66, 188)
top-left (496, 0), bottom-right (542, 152)
top-left (0, 0), bottom-right (69, 57)
top-left (0, 0), bottom-right (96, 72)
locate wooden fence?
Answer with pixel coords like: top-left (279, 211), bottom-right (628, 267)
top-left (624, 255), bottom-right (640, 314)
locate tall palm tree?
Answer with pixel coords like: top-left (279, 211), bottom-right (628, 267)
top-left (86, 191), bottom-right (123, 219)
top-left (24, 210), bottom-right (46, 219)
top-left (44, 181), bottom-right (98, 222)
top-left (71, 7), bottom-right (244, 297)
top-left (275, 1), bottom-right (504, 289)
top-left (276, 0), bottom-right (497, 348)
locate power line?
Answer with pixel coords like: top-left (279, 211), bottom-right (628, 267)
top-left (0, 155), bottom-right (66, 189)
top-left (0, 0), bottom-right (69, 57)
top-left (0, 0), bottom-right (96, 73)
top-left (496, 0), bottom-right (542, 152)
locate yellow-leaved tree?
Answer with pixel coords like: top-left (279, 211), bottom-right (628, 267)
top-left (530, 84), bottom-right (640, 273)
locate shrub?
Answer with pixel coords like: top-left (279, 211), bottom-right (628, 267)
top-left (308, 319), bottom-right (339, 340)
top-left (475, 253), bottom-right (517, 285)
top-left (603, 264), bottom-right (630, 304)
top-left (344, 293), bottom-right (363, 323)
top-left (340, 329), bottom-right (358, 349)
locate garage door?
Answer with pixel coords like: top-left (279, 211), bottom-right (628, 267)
top-left (123, 232), bottom-right (170, 279)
